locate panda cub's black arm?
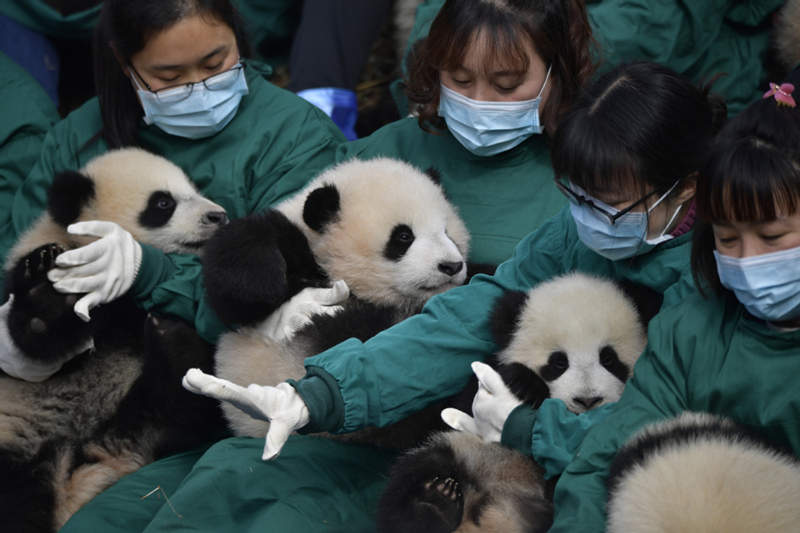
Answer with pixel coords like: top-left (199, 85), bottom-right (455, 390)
top-left (202, 210), bottom-right (329, 327)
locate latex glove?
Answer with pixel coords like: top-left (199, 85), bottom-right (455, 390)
top-left (182, 368), bottom-right (309, 460)
top-left (441, 361), bottom-right (522, 443)
top-left (47, 221), bottom-right (143, 322)
top-left (257, 280), bottom-right (349, 342)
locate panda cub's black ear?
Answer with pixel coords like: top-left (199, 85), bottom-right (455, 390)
top-left (48, 170), bottom-right (95, 228)
top-left (489, 290), bottom-right (529, 350)
top-left (303, 183), bottom-right (340, 233)
top-left (423, 166), bottom-right (442, 185)
top-left (615, 280), bottom-right (664, 328)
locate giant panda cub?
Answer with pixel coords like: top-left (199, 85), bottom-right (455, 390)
top-left (193, 157), bottom-right (469, 446)
top-left (378, 272), bottom-right (657, 533)
top-left (606, 411), bottom-right (800, 533)
top-left (0, 148), bottom-right (230, 533)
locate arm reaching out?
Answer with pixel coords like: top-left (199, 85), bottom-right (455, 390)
top-left (182, 368), bottom-right (310, 460)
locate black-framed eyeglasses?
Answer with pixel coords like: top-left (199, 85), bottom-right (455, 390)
top-left (129, 60), bottom-right (245, 103)
top-left (554, 178), bottom-right (662, 225)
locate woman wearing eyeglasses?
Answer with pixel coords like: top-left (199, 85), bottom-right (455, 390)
top-left (0, 0), bottom-right (345, 342)
top-left (186, 61), bottom-right (726, 482)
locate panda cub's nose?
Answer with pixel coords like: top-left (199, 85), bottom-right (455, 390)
top-left (203, 211), bottom-right (229, 226)
top-left (573, 396), bottom-right (603, 410)
top-left (438, 261), bottom-right (463, 276)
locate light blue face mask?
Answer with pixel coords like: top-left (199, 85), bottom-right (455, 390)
top-left (567, 181), bottom-right (682, 261)
top-left (132, 63), bottom-right (249, 139)
top-left (714, 245), bottom-right (800, 322)
top-left (437, 66), bottom-right (551, 157)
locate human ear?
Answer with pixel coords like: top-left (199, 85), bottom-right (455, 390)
top-left (675, 172), bottom-right (698, 203)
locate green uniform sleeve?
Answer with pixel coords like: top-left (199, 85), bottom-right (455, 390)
top-left (501, 399), bottom-right (617, 479)
top-left (297, 211), bottom-right (577, 433)
top-left (547, 302), bottom-right (693, 533)
top-left (246, 103), bottom-right (345, 213)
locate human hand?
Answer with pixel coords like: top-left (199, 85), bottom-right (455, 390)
top-left (182, 368), bottom-right (310, 460)
top-left (441, 361), bottom-right (522, 443)
top-left (257, 280), bottom-right (349, 342)
top-left (47, 221), bottom-right (143, 322)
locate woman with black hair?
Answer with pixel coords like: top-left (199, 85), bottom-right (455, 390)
top-left (548, 81), bottom-right (800, 532)
top-left (1, 0), bottom-right (345, 343)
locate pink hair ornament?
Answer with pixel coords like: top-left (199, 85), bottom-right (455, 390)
top-left (763, 82), bottom-right (796, 108)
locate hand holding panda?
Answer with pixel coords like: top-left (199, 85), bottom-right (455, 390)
top-left (441, 361), bottom-right (522, 443)
top-left (47, 220), bottom-right (143, 322)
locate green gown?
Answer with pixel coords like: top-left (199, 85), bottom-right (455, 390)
top-left (548, 290), bottom-right (800, 532)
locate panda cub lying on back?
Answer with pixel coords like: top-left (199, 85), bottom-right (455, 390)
top-left (0, 148), bottom-right (229, 533)
top-left (606, 412), bottom-right (800, 533)
top-left (188, 158), bottom-right (470, 446)
top-left (378, 273), bottom-right (657, 533)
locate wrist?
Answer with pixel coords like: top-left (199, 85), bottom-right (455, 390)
top-left (289, 368), bottom-right (345, 433)
top-left (130, 243), bottom-right (172, 299)
top-left (500, 404), bottom-right (537, 455)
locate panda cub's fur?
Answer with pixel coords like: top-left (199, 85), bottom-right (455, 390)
top-left (4, 147), bottom-right (227, 367)
top-left (378, 273), bottom-right (656, 533)
top-left (606, 411), bottom-right (800, 533)
top-left (201, 158), bottom-right (469, 445)
top-left (0, 148), bottom-right (229, 533)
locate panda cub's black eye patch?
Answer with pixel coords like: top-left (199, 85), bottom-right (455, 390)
top-left (383, 224), bottom-right (415, 261)
top-left (599, 345), bottom-right (630, 382)
top-left (139, 190), bottom-right (177, 228)
top-left (540, 350), bottom-right (569, 381)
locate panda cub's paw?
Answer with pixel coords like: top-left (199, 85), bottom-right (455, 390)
top-left (9, 243), bottom-right (64, 295)
top-left (415, 476), bottom-right (464, 532)
top-left (7, 244), bottom-right (91, 361)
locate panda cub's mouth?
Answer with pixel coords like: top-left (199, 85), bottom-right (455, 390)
top-left (418, 280), bottom-right (460, 293)
top-left (181, 240), bottom-right (207, 249)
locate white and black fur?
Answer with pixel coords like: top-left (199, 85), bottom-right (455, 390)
top-left (0, 148), bottom-right (230, 532)
top-left (378, 272), bottom-right (659, 533)
top-left (607, 411), bottom-right (800, 533)
top-left (202, 158), bottom-right (470, 446)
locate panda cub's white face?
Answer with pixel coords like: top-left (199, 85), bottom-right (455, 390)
top-left (80, 148), bottom-right (228, 254)
top-left (499, 273), bottom-right (647, 413)
top-left (279, 158), bottom-right (470, 310)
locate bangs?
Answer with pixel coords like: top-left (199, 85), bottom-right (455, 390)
top-left (552, 110), bottom-right (647, 197)
top-left (700, 137), bottom-right (800, 223)
top-left (432, 13), bottom-right (530, 79)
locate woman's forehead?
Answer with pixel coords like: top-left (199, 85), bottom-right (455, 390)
top-left (136, 13), bottom-right (236, 67)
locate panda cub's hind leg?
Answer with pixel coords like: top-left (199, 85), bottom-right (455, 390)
top-left (377, 437), bottom-right (465, 533)
top-left (6, 243), bottom-right (90, 361)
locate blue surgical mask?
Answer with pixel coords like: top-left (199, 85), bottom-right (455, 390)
top-left (438, 66), bottom-right (551, 156)
top-left (132, 63), bottom-right (249, 139)
top-left (568, 182), bottom-right (682, 261)
top-left (714, 245), bottom-right (800, 322)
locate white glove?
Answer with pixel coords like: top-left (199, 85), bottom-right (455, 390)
top-left (0, 294), bottom-right (91, 381)
top-left (47, 221), bottom-right (143, 322)
top-left (441, 361), bottom-right (522, 443)
top-left (182, 368), bottom-right (310, 460)
top-left (257, 280), bottom-right (349, 342)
